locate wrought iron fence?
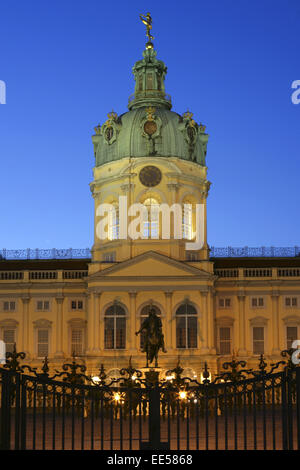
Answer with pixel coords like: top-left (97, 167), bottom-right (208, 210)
top-left (1, 346), bottom-right (300, 450)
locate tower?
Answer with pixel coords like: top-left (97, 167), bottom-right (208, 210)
top-left (90, 22), bottom-right (211, 271)
top-left (87, 17), bottom-right (216, 373)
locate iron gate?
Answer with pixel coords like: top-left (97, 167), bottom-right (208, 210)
top-left (1, 347), bottom-right (300, 450)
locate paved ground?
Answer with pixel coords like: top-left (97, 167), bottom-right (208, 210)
top-left (7, 409), bottom-right (299, 450)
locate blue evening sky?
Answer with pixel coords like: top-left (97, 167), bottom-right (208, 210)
top-left (0, 0), bottom-right (299, 250)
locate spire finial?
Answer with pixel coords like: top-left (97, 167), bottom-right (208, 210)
top-left (139, 12), bottom-right (154, 49)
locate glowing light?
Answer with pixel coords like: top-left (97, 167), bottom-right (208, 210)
top-left (114, 392), bottom-right (121, 402)
top-left (166, 374), bottom-right (175, 381)
top-left (132, 375), bottom-right (137, 381)
top-left (179, 391), bottom-right (187, 400)
top-left (92, 376), bottom-right (100, 384)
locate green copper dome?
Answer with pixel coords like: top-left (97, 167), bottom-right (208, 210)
top-left (92, 47), bottom-right (209, 167)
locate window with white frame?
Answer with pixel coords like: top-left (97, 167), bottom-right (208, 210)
top-left (285, 297), bottom-right (298, 308)
top-left (286, 326), bottom-right (298, 349)
top-left (252, 326), bottom-right (264, 354)
top-left (3, 301), bottom-right (16, 312)
top-left (37, 300), bottom-right (50, 311)
top-left (219, 298), bottom-right (231, 308)
top-left (71, 300), bottom-right (84, 310)
top-left (71, 328), bottom-right (84, 356)
top-left (218, 327), bottom-right (232, 355)
top-left (176, 302), bottom-right (197, 349)
top-left (143, 197), bottom-right (159, 239)
top-left (37, 329), bottom-right (49, 358)
top-left (251, 297), bottom-right (264, 308)
top-left (104, 303), bottom-right (126, 349)
top-left (3, 328), bottom-right (15, 354)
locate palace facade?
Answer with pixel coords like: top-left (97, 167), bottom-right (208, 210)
top-left (1, 36), bottom-right (300, 380)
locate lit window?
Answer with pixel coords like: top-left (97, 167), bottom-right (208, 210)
top-left (176, 303), bottom-right (197, 349)
top-left (104, 304), bottom-right (126, 350)
top-left (219, 327), bottom-right (231, 355)
top-left (71, 329), bottom-right (83, 356)
top-left (143, 198), bottom-right (159, 239)
top-left (3, 329), bottom-right (15, 354)
top-left (37, 329), bottom-right (49, 358)
top-left (286, 326), bottom-right (298, 349)
top-left (253, 327), bottom-right (264, 354)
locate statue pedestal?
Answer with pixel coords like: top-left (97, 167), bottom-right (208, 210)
top-left (141, 367), bottom-right (162, 385)
top-left (139, 367), bottom-right (170, 451)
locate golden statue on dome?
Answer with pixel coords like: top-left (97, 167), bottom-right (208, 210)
top-left (140, 12), bottom-right (154, 46)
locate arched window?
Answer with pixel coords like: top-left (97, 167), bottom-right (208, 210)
top-left (176, 303), bottom-right (197, 349)
top-left (104, 303), bottom-right (126, 349)
top-left (108, 202), bottom-right (119, 240)
top-left (140, 304), bottom-right (161, 350)
top-left (143, 198), bottom-right (159, 238)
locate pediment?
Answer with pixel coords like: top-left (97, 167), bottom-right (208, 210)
top-left (91, 251), bottom-right (212, 279)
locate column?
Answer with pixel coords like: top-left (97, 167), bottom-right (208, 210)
top-left (272, 293), bottom-right (280, 355)
top-left (55, 297), bottom-right (64, 358)
top-left (209, 288), bottom-right (217, 354)
top-left (129, 292), bottom-right (137, 351)
top-left (164, 291), bottom-right (173, 350)
top-left (21, 297), bottom-right (30, 355)
top-left (237, 294), bottom-right (247, 356)
top-left (200, 290), bottom-right (209, 353)
top-left (86, 293), bottom-right (94, 354)
top-left (93, 292), bottom-right (101, 353)
top-left (207, 289), bottom-right (216, 354)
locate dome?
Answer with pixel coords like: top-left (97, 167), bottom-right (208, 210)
top-left (92, 46), bottom-right (209, 168)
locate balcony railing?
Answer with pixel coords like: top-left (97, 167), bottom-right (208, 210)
top-left (0, 246), bottom-right (299, 260)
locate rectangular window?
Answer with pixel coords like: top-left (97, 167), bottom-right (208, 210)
top-left (3, 301), bottom-right (16, 311)
top-left (71, 300), bottom-right (83, 310)
top-left (287, 326), bottom-right (298, 349)
top-left (37, 329), bottom-right (49, 357)
top-left (253, 327), bottom-right (264, 354)
top-left (252, 297), bottom-right (264, 307)
top-left (219, 298), bottom-right (231, 308)
top-left (3, 329), bottom-right (15, 353)
top-left (176, 317), bottom-right (197, 349)
top-left (104, 318), bottom-right (114, 349)
top-left (219, 327), bottom-right (231, 355)
top-left (71, 329), bottom-right (83, 356)
top-left (285, 297), bottom-right (298, 307)
top-left (37, 301), bottom-right (50, 311)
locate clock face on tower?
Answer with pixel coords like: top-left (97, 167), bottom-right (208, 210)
top-left (139, 165), bottom-right (162, 187)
